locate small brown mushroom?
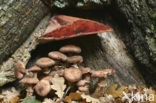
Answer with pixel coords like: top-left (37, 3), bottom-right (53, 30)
top-left (66, 56), bottom-right (83, 64)
top-left (59, 45), bottom-right (81, 54)
top-left (28, 66), bottom-right (42, 72)
top-left (78, 86), bottom-right (89, 93)
top-left (48, 51), bottom-right (67, 61)
top-left (79, 66), bottom-right (91, 74)
top-left (36, 57), bottom-right (56, 68)
top-left (56, 69), bottom-right (64, 77)
top-left (42, 67), bottom-right (51, 75)
top-left (14, 61), bottom-right (26, 79)
top-left (84, 74), bottom-right (91, 81)
top-left (77, 80), bottom-right (90, 87)
top-left (35, 80), bottom-right (51, 96)
top-left (42, 76), bottom-right (52, 83)
top-left (91, 69), bottom-right (115, 78)
top-left (19, 77), bottom-right (39, 97)
top-left (27, 66), bottom-right (41, 78)
top-left (19, 77), bottom-right (39, 84)
top-left (64, 67), bottom-right (82, 82)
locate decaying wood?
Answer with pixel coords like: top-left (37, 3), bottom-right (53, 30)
top-left (26, 31), bottom-right (145, 89)
top-left (0, 0), bottom-right (155, 88)
top-left (0, 0), bottom-right (49, 65)
top-left (0, 14), bottom-right (51, 87)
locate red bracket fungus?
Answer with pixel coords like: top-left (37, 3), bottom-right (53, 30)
top-left (38, 15), bottom-right (113, 43)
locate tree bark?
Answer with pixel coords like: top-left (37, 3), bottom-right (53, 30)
top-left (0, 0), bottom-right (156, 88)
top-left (111, 0), bottom-right (156, 72)
top-left (0, 0), bottom-right (49, 65)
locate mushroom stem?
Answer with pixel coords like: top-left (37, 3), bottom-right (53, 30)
top-left (71, 64), bottom-right (79, 68)
top-left (26, 85), bottom-right (33, 98)
top-left (34, 73), bottom-right (37, 78)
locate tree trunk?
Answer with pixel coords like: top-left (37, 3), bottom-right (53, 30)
top-left (0, 0), bottom-right (156, 88)
top-left (111, 0), bottom-right (156, 86)
top-left (0, 0), bottom-right (49, 65)
top-left (111, 0), bottom-right (156, 71)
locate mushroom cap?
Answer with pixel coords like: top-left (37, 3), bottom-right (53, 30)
top-left (14, 61), bottom-right (26, 79)
top-left (48, 51), bottom-right (67, 61)
top-left (14, 72), bottom-right (24, 79)
top-left (42, 76), bottom-right (52, 83)
top-left (77, 80), bottom-right (90, 87)
top-left (14, 61), bottom-right (26, 73)
top-left (36, 57), bottom-right (56, 68)
top-left (28, 66), bottom-right (42, 72)
top-left (66, 56), bottom-right (83, 64)
top-left (64, 68), bottom-right (82, 82)
top-left (59, 45), bottom-right (81, 54)
top-left (56, 69), bottom-right (64, 76)
top-left (19, 77), bottom-right (39, 84)
top-left (79, 66), bottom-right (91, 74)
top-left (91, 69), bottom-right (115, 78)
top-left (35, 80), bottom-right (51, 96)
top-left (84, 75), bottom-right (91, 81)
top-left (78, 86), bottom-right (89, 92)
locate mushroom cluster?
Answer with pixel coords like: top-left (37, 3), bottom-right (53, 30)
top-left (14, 44), bottom-right (115, 98)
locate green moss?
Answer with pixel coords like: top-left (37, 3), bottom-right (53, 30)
top-left (152, 13), bottom-right (156, 19)
top-left (49, 0), bottom-right (110, 9)
top-left (23, 98), bottom-right (41, 103)
top-left (151, 13), bottom-right (156, 25)
top-left (146, 35), bottom-right (156, 62)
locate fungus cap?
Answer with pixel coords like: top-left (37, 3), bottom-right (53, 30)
top-left (28, 66), bottom-right (42, 72)
top-left (19, 77), bottom-right (39, 84)
top-left (48, 51), bottom-right (67, 61)
top-left (42, 76), bottom-right (52, 82)
top-left (14, 72), bottom-right (23, 79)
top-left (91, 69), bottom-right (115, 78)
top-left (64, 68), bottom-right (82, 82)
top-left (38, 15), bottom-right (113, 43)
top-left (14, 61), bottom-right (26, 79)
top-left (35, 80), bottom-right (51, 96)
top-left (78, 86), bottom-right (89, 92)
top-left (79, 66), bottom-right (91, 74)
top-left (59, 45), bottom-right (81, 54)
top-left (14, 61), bottom-right (26, 73)
top-left (66, 56), bottom-right (83, 64)
top-left (77, 80), bottom-right (90, 87)
top-left (36, 57), bottom-right (55, 68)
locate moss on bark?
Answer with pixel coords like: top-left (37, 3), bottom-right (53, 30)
top-left (0, 0), bottom-right (49, 65)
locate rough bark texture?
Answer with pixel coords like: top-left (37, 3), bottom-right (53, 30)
top-left (0, 14), bottom-right (51, 86)
top-left (0, 0), bottom-right (49, 65)
top-left (112, 0), bottom-right (156, 72)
